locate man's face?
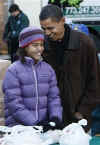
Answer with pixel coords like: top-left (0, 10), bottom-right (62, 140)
top-left (40, 17), bottom-right (65, 41)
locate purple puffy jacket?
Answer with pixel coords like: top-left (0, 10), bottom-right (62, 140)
top-left (2, 57), bottom-right (62, 126)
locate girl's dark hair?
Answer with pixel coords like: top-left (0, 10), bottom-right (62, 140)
top-left (18, 47), bottom-right (27, 64)
top-left (9, 4), bottom-right (20, 13)
top-left (39, 4), bottom-right (63, 22)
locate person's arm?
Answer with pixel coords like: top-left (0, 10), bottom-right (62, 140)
top-left (2, 67), bottom-right (37, 126)
top-left (47, 65), bottom-right (63, 122)
top-left (21, 13), bottom-right (29, 28)
top-left (78, 34), bottom-right (98, 115)
top-left (39, 65), bottom-right (63, 132)
top-left (3, 17), bottom-right (11, 41)
top-left (16, 13), bottom-right (29, 36)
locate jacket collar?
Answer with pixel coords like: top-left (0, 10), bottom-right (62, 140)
top-left (25, 56), bottom-right (43, 65)
top-left (64, 24), bottom-right (80, 50)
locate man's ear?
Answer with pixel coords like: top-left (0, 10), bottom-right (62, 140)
top-left (60, 17), bottom-right (65, 24)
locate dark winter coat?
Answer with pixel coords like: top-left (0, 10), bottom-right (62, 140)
top-left (3, 11), bottom-right (29, 40)
top-left (2, 57), bottom-right (62, 126)
top-left (43, 24), bottom-right (99, 130)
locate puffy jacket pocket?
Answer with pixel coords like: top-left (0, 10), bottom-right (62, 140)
top-left (38, 74), bottom-right (49, 83)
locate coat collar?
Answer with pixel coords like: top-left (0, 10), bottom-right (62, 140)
top-left (64, 24), bottom-right (80, 50)
top-left (25, 56), bottom-right (43, 65)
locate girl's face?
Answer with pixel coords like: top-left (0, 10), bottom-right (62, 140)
top-left (25, 40), bottom-right (44, 62)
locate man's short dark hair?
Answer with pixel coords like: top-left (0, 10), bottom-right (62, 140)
top-left (9, 4), bottom-right (20, 13)
top-left (39, 4), bottom-right (63, 22)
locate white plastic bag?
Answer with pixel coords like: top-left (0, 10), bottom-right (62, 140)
top-left (0, 125), bottom-right (62, 145)
top-left (0, 125), bottom-right (43, 145)
top-left (59, 119), bottom-right (91, 145)
top-left (41, 130), bottom-right (62, 145)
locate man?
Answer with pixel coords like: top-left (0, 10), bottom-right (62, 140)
top-left (39, 4), bottom-right (100, 131)
top-left (3, 4), bottom-right (29, 63)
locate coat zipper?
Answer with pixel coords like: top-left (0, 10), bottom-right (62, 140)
top-left (32, 64), bottom-right (39, 121)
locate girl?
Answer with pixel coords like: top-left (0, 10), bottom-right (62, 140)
top-left (2, 26), bottom-right (62, 131)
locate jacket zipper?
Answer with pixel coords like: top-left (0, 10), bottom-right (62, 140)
top-left (32, 64), bottom-right (39, 121)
